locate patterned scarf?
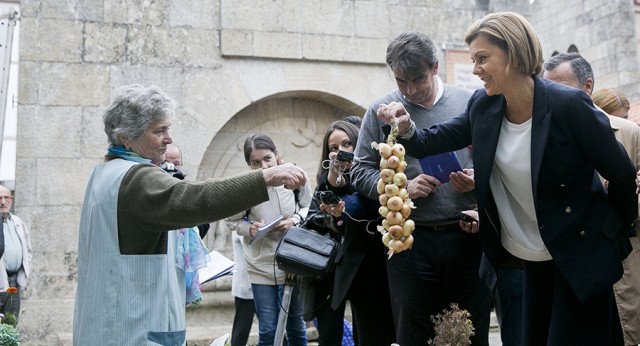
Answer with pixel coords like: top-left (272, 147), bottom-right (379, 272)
top-left (107, 146), bottom-right (152, 163)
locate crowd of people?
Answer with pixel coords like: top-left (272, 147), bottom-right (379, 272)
top-left (3, 9), bottom-right (638, 346)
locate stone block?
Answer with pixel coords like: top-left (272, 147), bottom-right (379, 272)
top-left (182, 29), bottom-right (222, 68)
top-left (13, 157), bottom-right (37, 207)
top-left (104, 0), bottom-right (165, 25)
top-left (84, 22), bottom-right (127, 63)
top-left (41, 0), bottom-right (103, 21)
top-left (35, 158), bottom-right (95, 207)
top-left (169, 0), bottom-right (220, 29)
top-left (302, 34), bottom-right (386, 63)
top-left (18, 17), bottom-right (41, 62)
top-left (18, 61), bottom-right (40, 105)
top-left (38, 19), bottom-right (84, 63)
top-left (109, 65), bottom-right (185, 102)
top-left (128, 25), bottom-right (188, 66)
top-left (81, 107), bottom-right (109, 158)
top-left (39, 63), bottom-right (109, 106)
top-left (16, 297), bottom-right (75, 345)
top-left (220, 0), bottom-right (284, 31)
top-left (355, 1), bottom-right (389, 38)
top-left (220, 29), bottom-right (255, 57)
top-left (17, 106), bottom-right (83, 158)
top-left (253, 31), bottom-right (302, 59)
top-left (295, 0), bottom-right (355, 36)
top-left (25, 205), bottom-right (81, 255)
top-left (180, 68), bottom-right (251, 126)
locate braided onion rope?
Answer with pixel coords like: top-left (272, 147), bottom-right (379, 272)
top-left (372, 120), bottom-right (416, 258)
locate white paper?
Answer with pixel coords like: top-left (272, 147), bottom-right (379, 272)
top-left (249, 215), bottom-right (284, 245)
top-left (197, 250), bottom-right (235, 284)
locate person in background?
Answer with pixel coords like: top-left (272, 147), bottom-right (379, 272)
top-left (351, 31), bottom-right (490, 346)
top-left (0, 184), bottom-right (32, 325)
top-left (301, 119), bottom-right (395, 345)
top-left (72, 84), bottom-right (307, 346)
top-left (225, 132), bottom-right (312, 346)
top-left (230, 231), bottom-right (256, 346)
top-left (593, 87), bottom-right (631, 119)
top-left (159, 143), bottom-right (210, 306)
top-left (542, 52), bottom-right (640, 346)
top-left (378, 12), bottom-right (637, 345)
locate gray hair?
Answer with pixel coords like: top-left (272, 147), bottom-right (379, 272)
top-left (103, 84), bottom-right (176, 147)
top-left (542, 52), bottom-right (594, 87)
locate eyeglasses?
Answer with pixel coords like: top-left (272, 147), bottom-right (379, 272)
top-left (0, 196), bottom-right (13, 201)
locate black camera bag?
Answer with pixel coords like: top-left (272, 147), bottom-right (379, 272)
top-left (275, 226), bottom-right (339, 280)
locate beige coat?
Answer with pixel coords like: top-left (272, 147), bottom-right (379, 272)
top-left (608, 114), bottom-right (640, 345)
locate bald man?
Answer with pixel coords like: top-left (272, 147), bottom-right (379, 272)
top-left (0, 185), bottom-right (32, 324)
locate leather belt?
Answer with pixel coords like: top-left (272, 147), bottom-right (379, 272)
top-left (424, 223), bottom-right (460, 231)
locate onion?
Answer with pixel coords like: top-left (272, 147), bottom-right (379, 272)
top-left (380, 169), bottom-right (395, 183)
top-left (387, 155), bottom-right (400, 169)
top-left (380, 157), bottom-right (389, 169)
top-left (400, 203), bottom-right (412, 218)
top-left (378, 206), bottom-right (390, 218)
top-left (379, 194), bottom-right (389, 206)
top-left (392, 144), bottom-right (405, 159)
top-left (396, 160), bottom-right (408, 173)
top-left (386, 196), bottom-right (403, 211)
top-left (382, 232), bottom-right (393, 246)
top-left (388, 225), bottom-right (404, 239)
top-left (377, 179), bottom-right (386, 195)
top-left (386, 211), bottom-right (404, 225)
top-left (385, 184), bottom-right (400, 197)
top-left (393, 172), bottom-right (407, 187)
top-left (402, 219), bottom-right (415, 236)
top-left (388, 239), bottom-right (405, 253)
top-left (402, 234), bottom-right (414, 249)
top-left (378, 143), bottom-right (392, 159)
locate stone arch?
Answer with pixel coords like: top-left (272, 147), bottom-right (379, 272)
top-left (198, 90), bottom-right (365, 253)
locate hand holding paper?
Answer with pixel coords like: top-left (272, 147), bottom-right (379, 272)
top-left (249, 215), bottom-right (284, 245)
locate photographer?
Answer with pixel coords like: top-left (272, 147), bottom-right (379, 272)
top-left (301, 120), bottom-right (395, 345)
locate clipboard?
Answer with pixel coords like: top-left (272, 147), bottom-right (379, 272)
top-left (418, 151), bottom-right (463, 183)
top-left (197, 250), bottom-right (235, 284)
top-left (249, 215), bottom-right (284, 245)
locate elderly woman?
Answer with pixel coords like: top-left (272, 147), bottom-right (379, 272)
top-left (72, 85), bottom-right (306, 346)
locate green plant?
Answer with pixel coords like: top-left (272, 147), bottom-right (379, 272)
top-left (0, 323), bottom-right (20, 346)
top-left (427, 303), bottom-right (475, 346)
top-left (0, 312), bottom-right (16, 327)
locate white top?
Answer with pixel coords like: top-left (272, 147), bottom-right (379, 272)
top-left (489, 117), bottom-right (552, 261)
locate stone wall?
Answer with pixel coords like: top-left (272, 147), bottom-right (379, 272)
top-left (13, 0), bottom-right (639, 344)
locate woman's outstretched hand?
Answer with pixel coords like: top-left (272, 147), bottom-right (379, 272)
top-left (263, 163), bottom-right (306, 190)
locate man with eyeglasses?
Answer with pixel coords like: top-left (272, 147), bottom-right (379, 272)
top-left (0, 184), bottom-right (32, 324)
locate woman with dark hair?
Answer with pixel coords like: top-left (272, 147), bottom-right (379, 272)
top-left (302, 120), bottom-right (395, 345)
top-left (226, 132), bottom-right (312, 346)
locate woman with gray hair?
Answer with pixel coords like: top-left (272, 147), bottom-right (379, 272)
top-left (72, 84), bottom-right (306, 346)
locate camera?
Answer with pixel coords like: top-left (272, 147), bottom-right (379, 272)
top-left (336, 150), bottom-right (354, 162)
top-left (160, 162), bottom-right (186, 180)
top-left (318, 190), bottom-right (341, 205)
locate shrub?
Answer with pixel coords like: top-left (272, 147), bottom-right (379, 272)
top-left (427, 303), bottom-right (475, 346)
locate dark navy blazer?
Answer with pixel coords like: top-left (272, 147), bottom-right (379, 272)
top-left (401, 76), bottom-right (636, 303)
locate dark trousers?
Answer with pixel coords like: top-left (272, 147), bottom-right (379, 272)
top-left (522, 260), bottom-right (614, 345)
top-left (231, 297), bottom-right (255, 346)
top-left (387, 227), bottom-right (491, 346)
top-left (314, 272), bottom-right (347, 346)
top-left (346, 238), bottom-right (395, 346)
top-left (495, 266), bottom-right (524, 346)
top-left (0, 273), bottom-right (20, 324)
